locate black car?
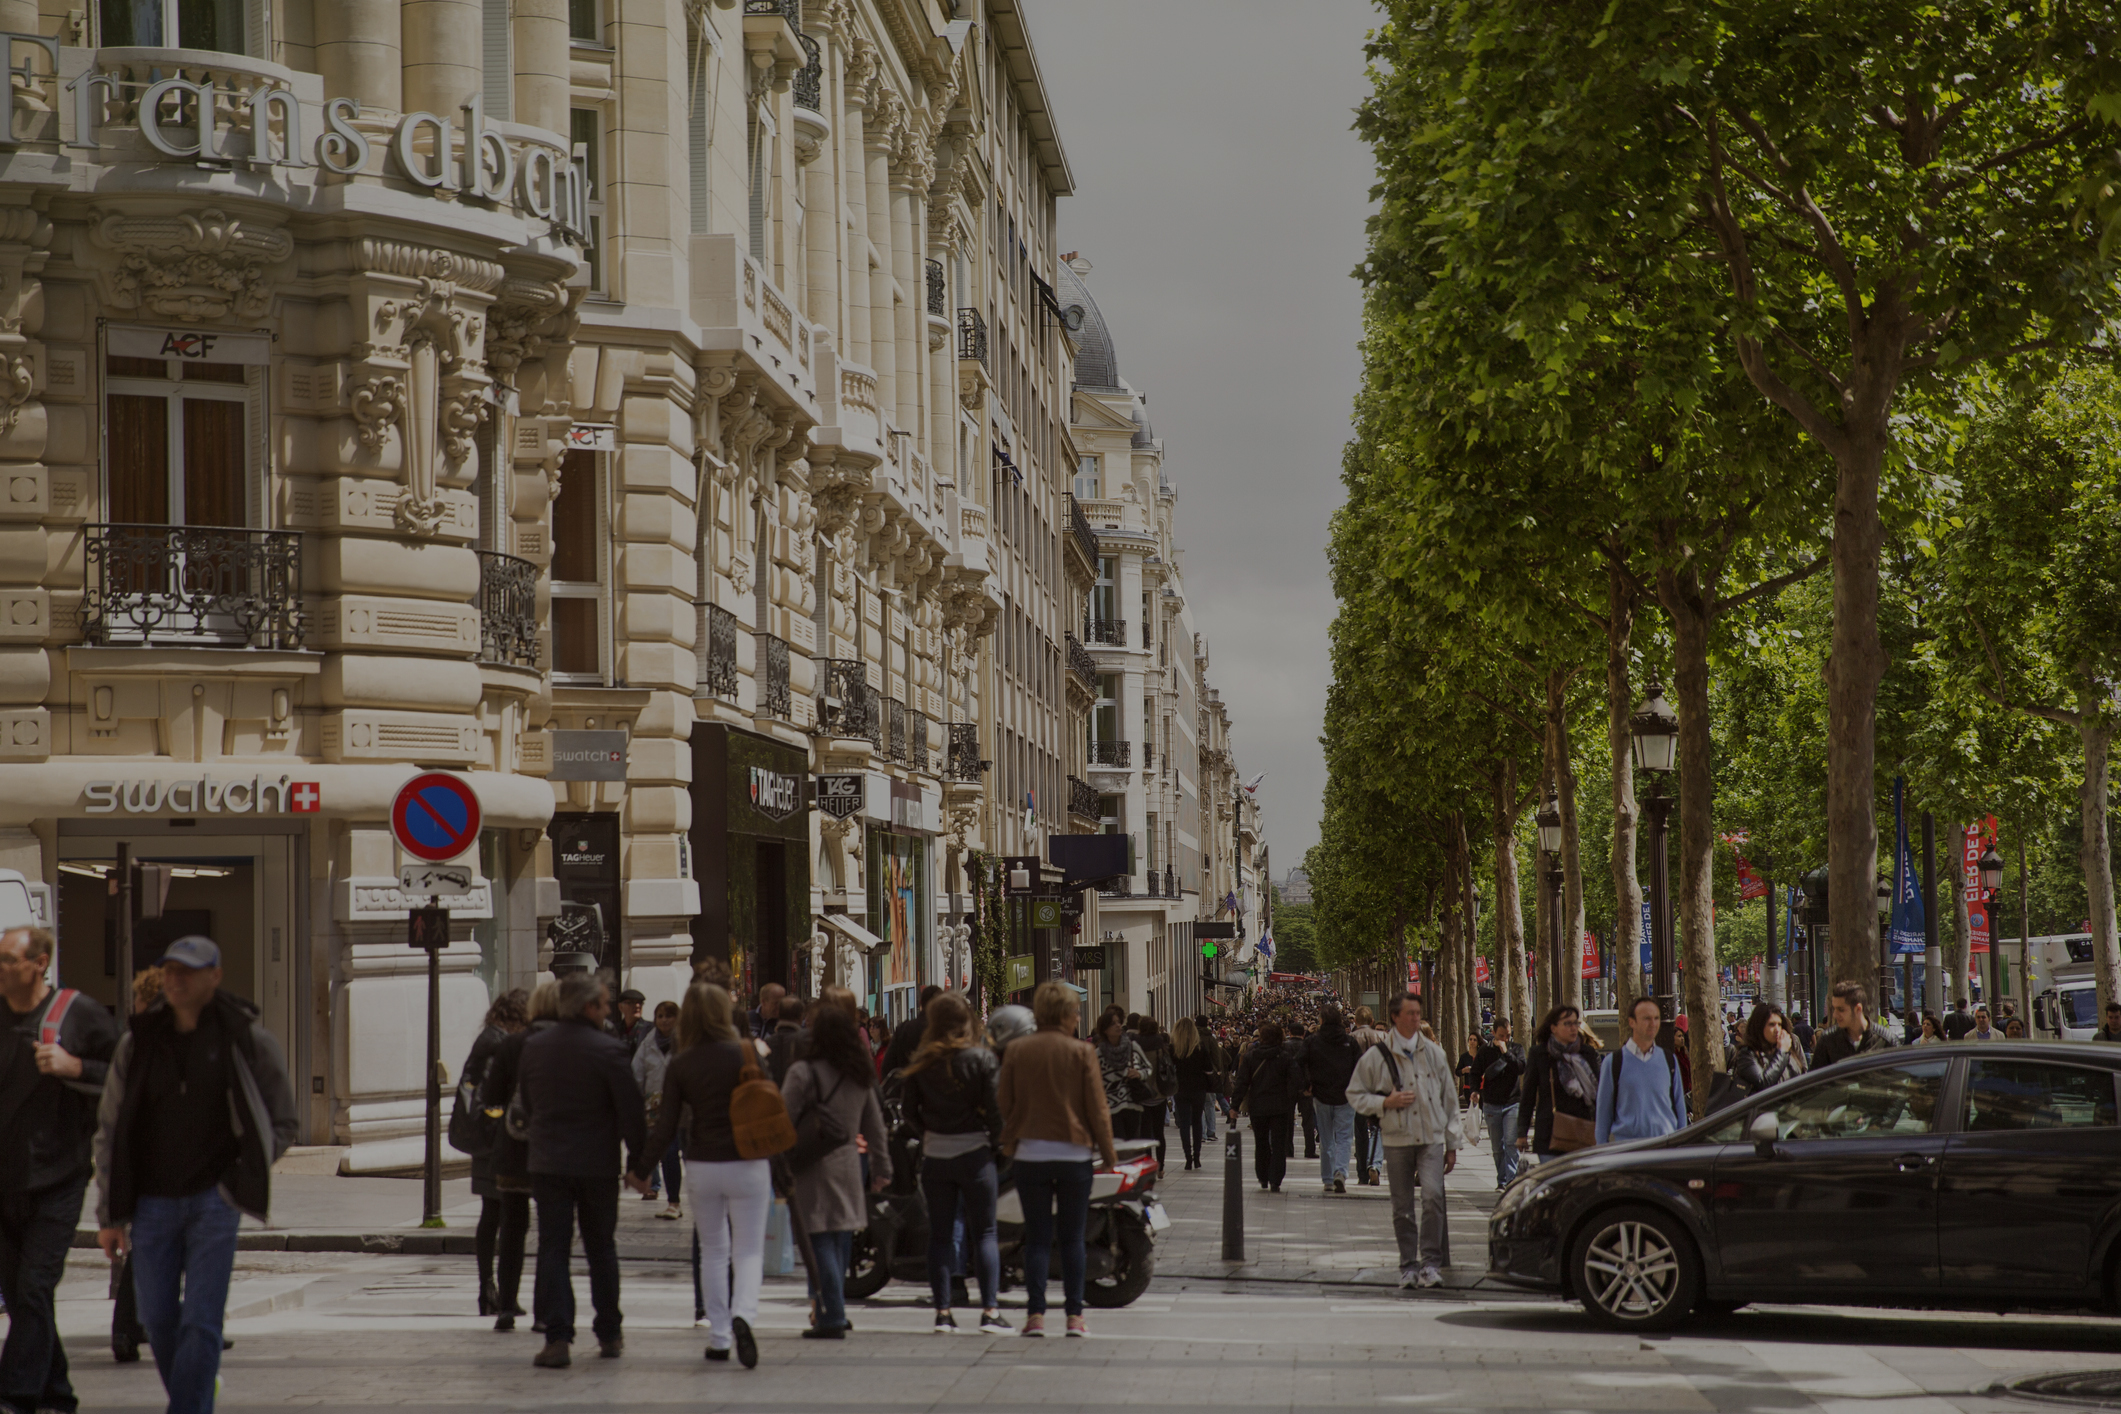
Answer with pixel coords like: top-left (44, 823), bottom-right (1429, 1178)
top-left (1488, 1041), bottom-right (2121, 1330)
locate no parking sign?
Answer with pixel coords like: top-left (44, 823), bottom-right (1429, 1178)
top-left (391, 773), bottom-right (482, 863)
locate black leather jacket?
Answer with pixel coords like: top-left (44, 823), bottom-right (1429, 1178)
top-left (1732, 1043), bottom-right (1803, 1095)
top-left (900, 1045), bottom-right (1002, 1145)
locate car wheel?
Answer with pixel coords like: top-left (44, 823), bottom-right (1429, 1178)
top-left (1570, 1205), bottom-right (1701, 1332)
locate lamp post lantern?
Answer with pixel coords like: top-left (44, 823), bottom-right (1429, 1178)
top-left (1630, 676), bottom-right (1679, 1021)
top-left (1536, 790), bottom-right (1564, 1012)
top-left (1875, 870), bottom-right (1895, 1018)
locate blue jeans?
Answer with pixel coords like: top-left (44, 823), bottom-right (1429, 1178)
top-left (1314, 1101), bottom-right (1354, 1186)
top-left (1355, 1113), bottom-right (1383, 1175)
top-left (0, 1174), bottom-right (87, 1414)
top-left (1014, 1159), bottom-right (1092, 1317)
top-left (805, 1229), bottom-right (853, 1332)
top-left (1483, 1102), bottom-right (1520, 1186)
top-left (130, 1186), bottom-right (242, 1414)
top-left (921, 1150), bottom-right (998, 1310)
top-left (656, 1139), bottom-right (683, 1201)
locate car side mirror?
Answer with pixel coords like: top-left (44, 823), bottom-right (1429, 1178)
top-left (1749, 1110), bottom-right (1779, 1158)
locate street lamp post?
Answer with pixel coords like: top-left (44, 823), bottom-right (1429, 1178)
top-left (1630, 677), bottom-right (1679, 1022)
top-left (1978, 843), bottom-right (2005, 1007)
top-left (1875, 871), bottom-right (1894, 1020)
top-left (1536, 790), bottom-right (1564, 1014)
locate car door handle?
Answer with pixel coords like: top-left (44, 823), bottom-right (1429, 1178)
top-left (1893, 1153), bottom-right (1938, 1172)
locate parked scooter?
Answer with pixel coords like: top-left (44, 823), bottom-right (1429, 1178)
top-left (842, 1087), bottom-right (1167, 1308)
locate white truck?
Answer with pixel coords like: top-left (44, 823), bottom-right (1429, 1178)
top-left (2029, 934), bottom-right (2100, 1041)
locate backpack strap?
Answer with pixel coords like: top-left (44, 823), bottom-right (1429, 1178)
top-left (37, 988), bottom-right (77, 1047)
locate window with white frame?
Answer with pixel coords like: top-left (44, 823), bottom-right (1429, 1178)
top-left (550, 449), bottom-right (608, 681)
top-left (103, 352), bottom-right (254, 528)
top-left (568, 0), bottom-right (601, 44)
top-left (1073, 454), bottom-right (1098, 501)
top-left (687, 13), bottom-right (718, 234)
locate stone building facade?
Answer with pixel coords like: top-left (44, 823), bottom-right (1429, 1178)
top-left (4, 0), bottom-right (1257, 1165)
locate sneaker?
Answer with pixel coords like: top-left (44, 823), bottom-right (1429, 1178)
top-left (1398, 1268), bottom-right (1417, 1290)
top-left (933, 1310), bottom-right (959, 1334)
top-left (1065, 1315), bottom-right (1088, 1338)
top-left (1333, 1177), bottom-right (1346, 1194)
top-left (978, 1311), bottom-right (1012, 1334)
top-left (1415, 1265), bottom-right (1443, 1289)
top-left (599, 1337), bottom-right (623, 1359)
top-left (533, 1340), bottom-right (571, 1368)
top-left (704, 1345), bottom-right (730, 1362)
top-left (1021, 1314), bottom-right (1045, 1338)
top-left (657, 1204), bottom-right (682, 1221)
top-left (733, 1316), bottom-right (757, 1369)
top-left (801, 1325), bottom-right (846, 1340)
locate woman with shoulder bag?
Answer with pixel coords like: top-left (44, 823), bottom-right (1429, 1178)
top-left (1516, 1006), bottom-right (1599, 1162)
top-left (475, 982), bottom-right (558, 1331)
top-left (1732, 1002), bottom-right (1806, 1093)
top-left (780, 1001), bottom-right (890, 1340)
top-left (626, 983), bottom-right (776, 1368)
top-left (456, 989), bottom-right (528, 1317)
top-left (900, 991), bottom-right (1004, 1334)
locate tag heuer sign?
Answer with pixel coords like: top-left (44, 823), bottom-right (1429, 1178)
top-left (748, 765), bottom-right (801, 820)
top-left (816, 774), bottom-right (863, 820)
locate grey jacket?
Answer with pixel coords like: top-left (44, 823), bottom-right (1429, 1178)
top-left (94, 992), bottom-right (298, 1227)
top-left (781, 1057), bottom-right (890, 1234)
top-left (1347, 1028), bottom-right (1463, 1150)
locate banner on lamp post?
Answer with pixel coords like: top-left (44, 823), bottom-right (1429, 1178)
top-left (1963, 818), bottom-right (1997, 954)
top-left (1889, 779), bottom-right (1927, 956)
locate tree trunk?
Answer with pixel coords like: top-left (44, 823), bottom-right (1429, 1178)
top-left (1547, 669), bottom-right (1586, 1010)
top-left (1826, 433), bottom-right (1887, 992)
top-left (2079, 712), bottom-right (2119, 1015)
top-left (1492, 760), bottom-right (1533, 1040)
top-left (1660, 564), bottom-right (1721, 1116)
top-left (1458, 811), bottom-right (1480, 1048)
top-left (1607, 555), bottom-right (1646, 1027)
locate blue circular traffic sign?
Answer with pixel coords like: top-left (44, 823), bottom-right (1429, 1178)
top-left (391, 773), bottom-right (482, 863)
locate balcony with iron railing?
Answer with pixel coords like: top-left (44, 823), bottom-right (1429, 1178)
top-left (792, 31), bottom-right (821, 111)
top-left (957, 307), bottom-right (987, 364)
top-left (742, 0), bottom-right (798, 17)
top-left (925, 259), bottom-right (945, 317)
top-left (886, 697), bottom-right (909, 765)
top-left (83, 524), bottom-right (305, 650)
top-left (907, 709), bottom-right (929, 773)
top-left (946, 722), bottom-right (984, 782)
top-left (1084, 617), bottom-right (1126, 647)
top-left (475, 550), bottom-right (539, 667)
top-left (1099, 874), bottom-right (1133, 899)
top-left (1067, 493), bottom-right (1100, 565)
top-left (698, 603), bottom-right (739, 699)
top-left (1068, 774), bottom-right (1098, 822)
top-left (818, 659), bottom-right (879, 745)
top-left (1089, 739), bottom-right (1131, 769)
top-left (756, 633), bottom-right (791, 720)
top-left (1065, 634), bottom-right (1097, 691)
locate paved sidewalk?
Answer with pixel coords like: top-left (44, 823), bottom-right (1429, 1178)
top-left (1154, 1114), bottom-right (1526, 1290)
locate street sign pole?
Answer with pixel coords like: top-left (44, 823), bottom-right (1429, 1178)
top-left (425, 893), bottom-right (442, 1225)
top-left (393, 772), bottom-right (480, 1232)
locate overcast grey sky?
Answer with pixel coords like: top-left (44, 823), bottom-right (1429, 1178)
top-left (1029, 0), bottom-right (1378, 875)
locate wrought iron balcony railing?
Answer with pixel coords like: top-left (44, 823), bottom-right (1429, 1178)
top-left (475, 549), bottom-right (539, 667)
top-left (83, 524), bottom-right (305, 650)
top-left (1085, 617), bottom-right (1126, 647)
top-left (907, 709), bottom-right (929, 773)
top-left (819, 658), bottom-right (878, 744)
top-left (957, 307), bottom-right (987, 365)
top-left (1068, 774), bottom-right (1098, 822)
top-left (742, 0), bottom-right (798, 18)
top-left (1067, 492), bottom-right (1100, 564)
top-left (698, 602), bottom-right (739, 699)
top-left (757, 633), bottom-right (791, 720)
top-left (926, 258), bottom-right (945, 317)
top-left (1099, 875), bottom-right (1133, 899)
top-left (1089, 739), bottom-right (1131, 769)
top-left (792, 32), bottom-right (821, 111)
top-left (1065, 634), bottom-right (1096, 690)
top-left (886, 697), bottom-right (909, 765)
top-left (946, 722), bottom-right (984, 782)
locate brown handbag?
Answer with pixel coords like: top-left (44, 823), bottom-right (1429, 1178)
top-left (1546, 1071), bottom-right (1596, 1152)
top-left (730, 1050), bottom-right (797, 1160)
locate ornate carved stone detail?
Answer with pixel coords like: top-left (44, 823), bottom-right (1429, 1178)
top-left (350, 375), bottom-right (404, 448)
top-left (0, 356), bottom-right (33, 434)
top-left (89, 208), bottom-right (293, 322)
top-left (356, 239), bottom-right (506, 293)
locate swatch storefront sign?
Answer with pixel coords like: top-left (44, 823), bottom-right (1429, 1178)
top-left (83, 774), bottom-right (322, 815)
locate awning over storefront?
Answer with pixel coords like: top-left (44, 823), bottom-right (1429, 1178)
top-left (820, 910), bottom-right (888, 957)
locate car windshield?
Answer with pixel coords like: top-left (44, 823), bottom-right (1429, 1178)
top-left (1707, 1059), bottom-right (1950, 1143)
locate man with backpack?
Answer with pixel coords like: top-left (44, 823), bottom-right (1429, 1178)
top-left (0, 924), bottom-right (117, 1414)
top-left (1347, 996), bottom-right (1460, 1289)
top-left (1297, 1005), bottom-right (1362, 1194)
top-left (1594, 997), bottom-right (1688, 1145)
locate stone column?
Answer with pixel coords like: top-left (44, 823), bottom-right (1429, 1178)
top-left (317, 0), bottom-right (402, 113)
top-left (514, 0), bottom-right (570, 134)
top-left (840, 69), bottom-right (872, 368)
top-left (402, 0), bottom-right (483, 118)
top-left (889, 172), bottom-right (921, 445)
top-left (864, 102), bottom-right (896, 422)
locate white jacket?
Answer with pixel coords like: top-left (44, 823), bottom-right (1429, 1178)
top-left (1348, 1027), bottom-right (1463, 1150)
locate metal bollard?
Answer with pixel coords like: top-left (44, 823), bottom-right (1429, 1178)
top-left (1222, 1125), bottom-right (1244, 1262)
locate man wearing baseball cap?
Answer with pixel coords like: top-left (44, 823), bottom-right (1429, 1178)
top-left (93, 936), bottom-right (297, 1414)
